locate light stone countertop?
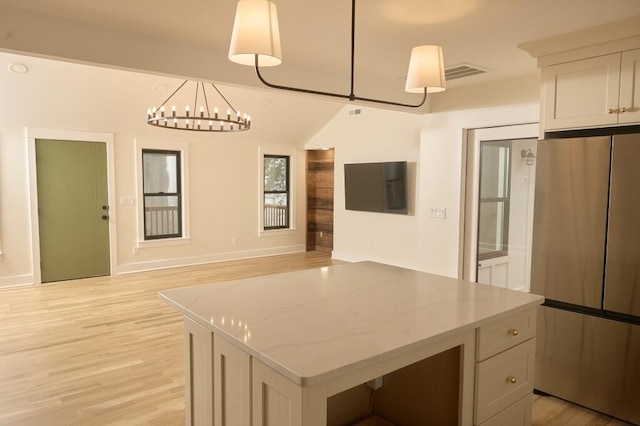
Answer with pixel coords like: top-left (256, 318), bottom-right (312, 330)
top-left (160, 262), bottom-right (544, 386)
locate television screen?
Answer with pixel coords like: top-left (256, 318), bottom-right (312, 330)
top-left (344, 161), bottom-right (408, 214)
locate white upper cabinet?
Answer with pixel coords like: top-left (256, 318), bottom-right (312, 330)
top-left (619, 49), bottom-right (640, 124)
top-left (542, 49), bottom-right (640, 131)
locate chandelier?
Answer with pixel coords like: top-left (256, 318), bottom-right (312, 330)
top-left (147, 80), bottom-right (251, 132)
top-left (228, 0), bottom-right (446, 108)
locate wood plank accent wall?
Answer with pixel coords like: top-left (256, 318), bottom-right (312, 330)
top-left (306, 149), bottom-right (334, 253)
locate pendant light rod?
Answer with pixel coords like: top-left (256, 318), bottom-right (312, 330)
top-left (349, 0), bottom-right (356, 101)
top-left (251, 0), bottom-right (428, 108)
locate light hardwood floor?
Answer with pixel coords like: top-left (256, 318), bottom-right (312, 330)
top-left (532, 395), bottom-right (631, 426)
top-left (0, 252), bottom-right (631, 425)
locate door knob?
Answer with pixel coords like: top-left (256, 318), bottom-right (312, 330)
top-left (101, 215), bottom-right (109, 220)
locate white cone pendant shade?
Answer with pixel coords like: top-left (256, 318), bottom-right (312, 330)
top-left (229, 0), bottom-right (282, 67)
top-left (405, 45), bottom-right (446, 94)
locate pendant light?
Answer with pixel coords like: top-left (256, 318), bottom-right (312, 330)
top-left (228, 0), bottom-right (446, 108)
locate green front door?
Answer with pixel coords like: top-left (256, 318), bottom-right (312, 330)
top-left (36, 139), bottom-right (110, 283)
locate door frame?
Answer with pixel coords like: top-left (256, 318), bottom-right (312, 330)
top-left (26, 128), bottom-right (117, 285)
top-left (461, 123), bottom-right (538, 283)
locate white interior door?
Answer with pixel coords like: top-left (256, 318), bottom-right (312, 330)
top-left (463, 124), bottom-right (538, 292)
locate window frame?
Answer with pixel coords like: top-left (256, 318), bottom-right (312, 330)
top-left (263, 154), bottom-right (291, 230)
top-left (142, 149), bottom-right (183, 240)
top-left (135, 138), bottom-right (190, 248)
top-left (258, 146), bottom-right (296, 236)
top-left (476, 141), bottom-right (511, 261)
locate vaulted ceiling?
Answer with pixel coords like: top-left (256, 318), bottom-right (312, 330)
top-left (1, 0), bottom-right (639, 116)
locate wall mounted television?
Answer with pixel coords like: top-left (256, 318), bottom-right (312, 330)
top-left (344, 161), bottom-right (408, 215)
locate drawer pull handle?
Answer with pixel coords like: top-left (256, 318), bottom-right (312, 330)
top-left (607, 108), bottom-right (619, 114)
top-left (507, 376), bottom-right (517, 384)
top-left (619, 107), bottom-right (627, 113)
top-left (509, 328), bottom-right (519, 336)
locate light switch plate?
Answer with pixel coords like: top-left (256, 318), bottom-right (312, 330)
top-left (428, 207), bottom-right (446, 219)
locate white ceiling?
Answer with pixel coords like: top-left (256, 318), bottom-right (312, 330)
top-left (0, 50), bottom-right (345, 146)
top-left (1, 0), bottom-right (640, 109)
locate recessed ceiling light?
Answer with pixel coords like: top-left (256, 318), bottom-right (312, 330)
top-left (8, 63), bottom-right (29, 74)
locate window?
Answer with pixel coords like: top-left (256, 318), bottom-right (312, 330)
top-left (477, 141), bottom-right (511, 260)
top-left (263, 155), bottom-right (290, 230)
top-left (142, 149), bottom-right (182, 239)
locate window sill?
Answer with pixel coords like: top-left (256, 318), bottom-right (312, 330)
top-left (259, 228), bottom-right (297, 238)
top-left (137, 237), bottom-right (191, 249)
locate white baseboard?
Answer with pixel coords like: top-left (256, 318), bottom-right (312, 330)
top-left (0, 274), bottom-right (34, 288)
top-left (116, 245), bottom-right (307, 275)
top-left (331, 250), bottom-right (366, 263)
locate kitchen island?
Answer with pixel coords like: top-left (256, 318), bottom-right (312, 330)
top-left (160, 261), bottom-right (543, 426)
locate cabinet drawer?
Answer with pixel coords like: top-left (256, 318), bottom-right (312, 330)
top-left (479, 394), bottom-right (532, 426)
top-left (475, 339), bottom-right (535, 424)
top-left (477, 308), bottom-right (536, 360)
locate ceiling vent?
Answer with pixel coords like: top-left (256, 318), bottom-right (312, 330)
top-left (445, 64), bottom-right (487, 81)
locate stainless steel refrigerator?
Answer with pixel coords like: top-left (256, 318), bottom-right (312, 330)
top-left (531, 133), bottom-right (640, 425)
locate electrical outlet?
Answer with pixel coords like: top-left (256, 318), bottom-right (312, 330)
top-left (232, 237), bottom-right (238, 245)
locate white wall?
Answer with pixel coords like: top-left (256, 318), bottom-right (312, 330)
top-left (307, 107), bottom-right (425, 269)
top-left (414, 101), bottom-right (539, 278)
top-left (308, 75), bottom-right (541, 278)
top-left (0, 52), bottom-right (342, 286)
top-left (0, 128), bottom-right (33, 286)
top-left (0, 49), bottom-right (542, 286)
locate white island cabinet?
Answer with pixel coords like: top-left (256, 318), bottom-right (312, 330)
top-left (160, 262), bottom-right (543, 426)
